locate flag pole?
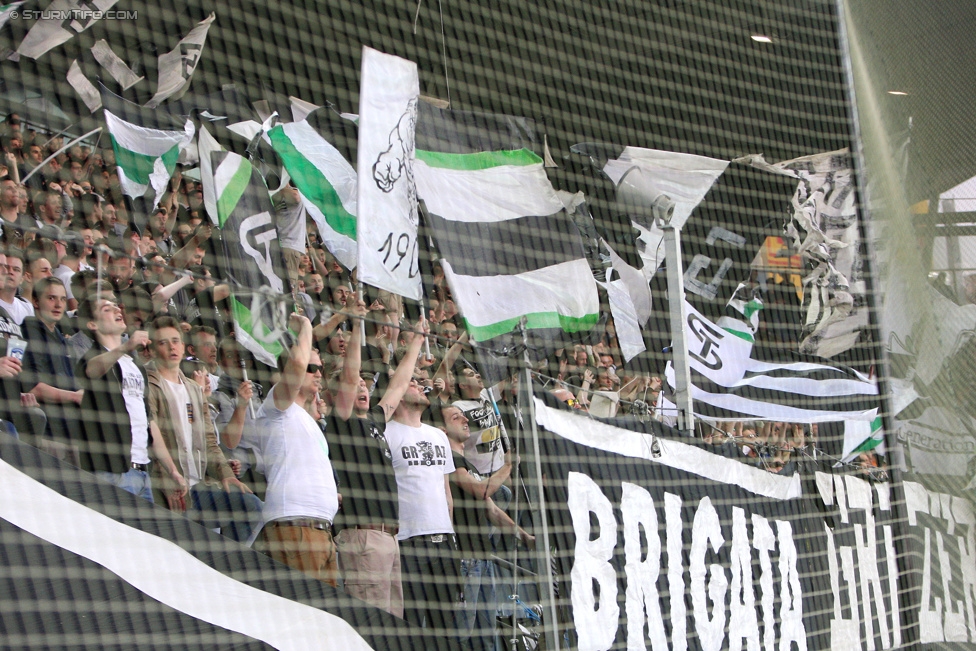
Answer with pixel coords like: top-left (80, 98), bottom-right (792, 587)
top-left (21, 127), bottom-right (102, 185)
top-left (518, 318), bottom-right (560, 651)
top-left (660, 213), bottom-right (695, 436)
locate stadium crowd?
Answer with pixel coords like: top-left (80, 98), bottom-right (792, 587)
top-left (0, 112), bottom-right (882, 647)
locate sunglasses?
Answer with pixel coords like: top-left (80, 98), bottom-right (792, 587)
top-left (306, 364), bottom-right (323, 374)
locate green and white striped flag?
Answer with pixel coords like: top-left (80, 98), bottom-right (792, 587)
top-left (103, 108), bottom-right (193, 207)
top-left (840, 416), bottom-right (885, 465)
top-left (415, 106), bottom-right (599, 346)
top-left (213, 151), bottom-right (289, 367)
top-left (0, 2), bottom-right (24, 30)
top-left (717, 283), bottom-right (764, 343)
top-left (267, 118), bottom-right (358, 269)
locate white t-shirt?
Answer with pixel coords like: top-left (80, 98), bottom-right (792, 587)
top-left (0, 296), bottom-right (34, 325)
top-left (385, 420), bottom-right (455, 540)
top-left (118, 355), bottom-right (150, 465)
top-left (246, 386), bottom-right (338, 530)
top-left (164, 378), bottom-right (201, 486)
top-left (54, 264), bottom-right (76, 300)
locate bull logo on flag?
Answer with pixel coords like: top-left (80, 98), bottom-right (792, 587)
top-left (372, 97), bottom-right (417, 193)
top-left (239, 211), bottom-right (284, 294)
top-left (688, 312), bottom-right (725, 370)
top-left (247, 286), bottom-right (288, 347)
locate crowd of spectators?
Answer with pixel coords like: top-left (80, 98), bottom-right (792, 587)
top-left (0, 111), bottom-right (883, 646)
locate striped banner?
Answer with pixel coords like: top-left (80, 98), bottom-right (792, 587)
top-left (668, 301), bottom-right (879, 422)
top-left (417, 143), bottom-right (599, 344)
top-left (268, 118), bottom-right (358, 269)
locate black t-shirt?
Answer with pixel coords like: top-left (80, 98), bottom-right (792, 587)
top-left (325, 405), bottom-right (399, 529)
top-left (450, 451), bottom-right (492, 558)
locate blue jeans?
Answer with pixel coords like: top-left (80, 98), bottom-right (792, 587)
top-left (188, 483), bottom-right (263, 543)
top-left (96, 469), bottom-right (154, 503)
top-left (458, 558), bottom-right (498, 651)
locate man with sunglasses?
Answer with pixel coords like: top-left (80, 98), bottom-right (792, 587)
top-left (244, 313), bottom-right (340, 586)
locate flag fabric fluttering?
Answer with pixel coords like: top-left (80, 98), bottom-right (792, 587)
top-left (604, 147), bottom-right (729, 286)
top-left (145, 13), bottom-right (215, 109)
top-left (197, 124), bottom-right (225, 225)
top-left (15, 0), bottom-right (118, 59)
top-left (667, 300), bottom-right (879, 423)
top-left (67, 61), bottom-right (102, 113)
top-left (103, 108), bottom-right (194, 208)
top-left (213, 151), bottom-right (289, 367)
top-left (741, 149), bottom-right (865, 358)
top-left (415, 106), bottom-right (600, 355)
top-left (0, 2), bottom-right (24, 30)
top-left (599, 237), bottom-right (652, 362)
top-left (356, 47), bottom-right (421, 300)
top-left (268, 115), bottom-right (359, 270)
top-left (839, 416), bottom-right (885, 465)
top-left (90, 39), bottom-right (143, 91)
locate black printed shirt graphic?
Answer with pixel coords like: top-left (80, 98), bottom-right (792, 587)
top-left (454, 392), bottom-right (510, 474)
top-left (385, 420), bottom-right (455, 539)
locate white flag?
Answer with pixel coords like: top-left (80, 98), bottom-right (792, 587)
top-left (16, 0), bottom-right (119, 59)
top-left (145, 13), bottom-right (215, 109)
top-left (66, 60), bottom-right (101, 113)
top-left (90, 39), bottom-right (143, 90)
top-left (356, 46), bottom-right (421, 299)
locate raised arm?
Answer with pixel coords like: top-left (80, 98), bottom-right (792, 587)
top-left (85, 331), bottom-right (149, 379)
top-left (273, 313), bottom-right (312, 411)
top-left (333, 295), bottom-right (367, 420)
top-left (377, 314), bottom-right (428, 421)
top-left (433, 329), bottom-right (468, 384)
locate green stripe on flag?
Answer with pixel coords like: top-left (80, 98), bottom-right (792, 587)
top-left (416, 148), bottom-right (542, 171)
top-left (268, 126), bottom-right (357, 239)
top-left (110, 137), bottom-right (180, 186)
top-left (462, 311), bottom-right (600, 342)
top-left (230, 297), bottom-right (284, 358)
top-left (216, 159), bottom-right (253, 228)
top-left (722, 328), bottom-right (754, 343)
top-left (852, 416), bottom-right (884, 454)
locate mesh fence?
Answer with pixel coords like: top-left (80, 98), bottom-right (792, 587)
top-left (0, 0), bottom-right (972, 649)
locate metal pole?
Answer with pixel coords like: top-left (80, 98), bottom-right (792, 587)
top-left (660, 219), bottom-right (695, 435)
top-left (21, 127), bottom-right (102, 185)
top-left (835, 0), bottom-right (919, 644)
top-left (518, 319), bottom-right (560, 651)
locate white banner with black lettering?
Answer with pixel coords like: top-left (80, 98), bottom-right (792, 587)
top-left (533, 395), bottom-right (976, 651)
top-left (355, 46), bottom-right (421, 299)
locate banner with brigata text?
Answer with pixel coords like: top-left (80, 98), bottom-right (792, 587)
top-left (533, 396), bottom-right (976, 651)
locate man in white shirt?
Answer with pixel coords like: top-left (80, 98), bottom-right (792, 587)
top-left (0, 248), bottom-right (34, 325)
top-left (245, 313), bottom-right (340, 586)
top-left (386, 335), bottom-right (459, 634)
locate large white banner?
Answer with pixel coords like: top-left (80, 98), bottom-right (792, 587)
top-left (355, 46), bottom-right (421, 300)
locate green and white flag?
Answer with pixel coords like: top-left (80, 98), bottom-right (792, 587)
top-left (717, 283), bottom-right (764, 343)
top-left (197, 124), bottom-right (224, 225)
top-left (0, 2), bottom-right (24, 30)
top-left (839, 415), bottom-right (885, 465)
top-left (145, 13), bottom-right (215, 109)
top-left (415, 106), bottom-right (599, 346)
top-left (268, 118), bottom-right (358, 270)
top-left (213, 151), bottom-right (289, 367)
top-left (103, 108), bottom-right (193, 207)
